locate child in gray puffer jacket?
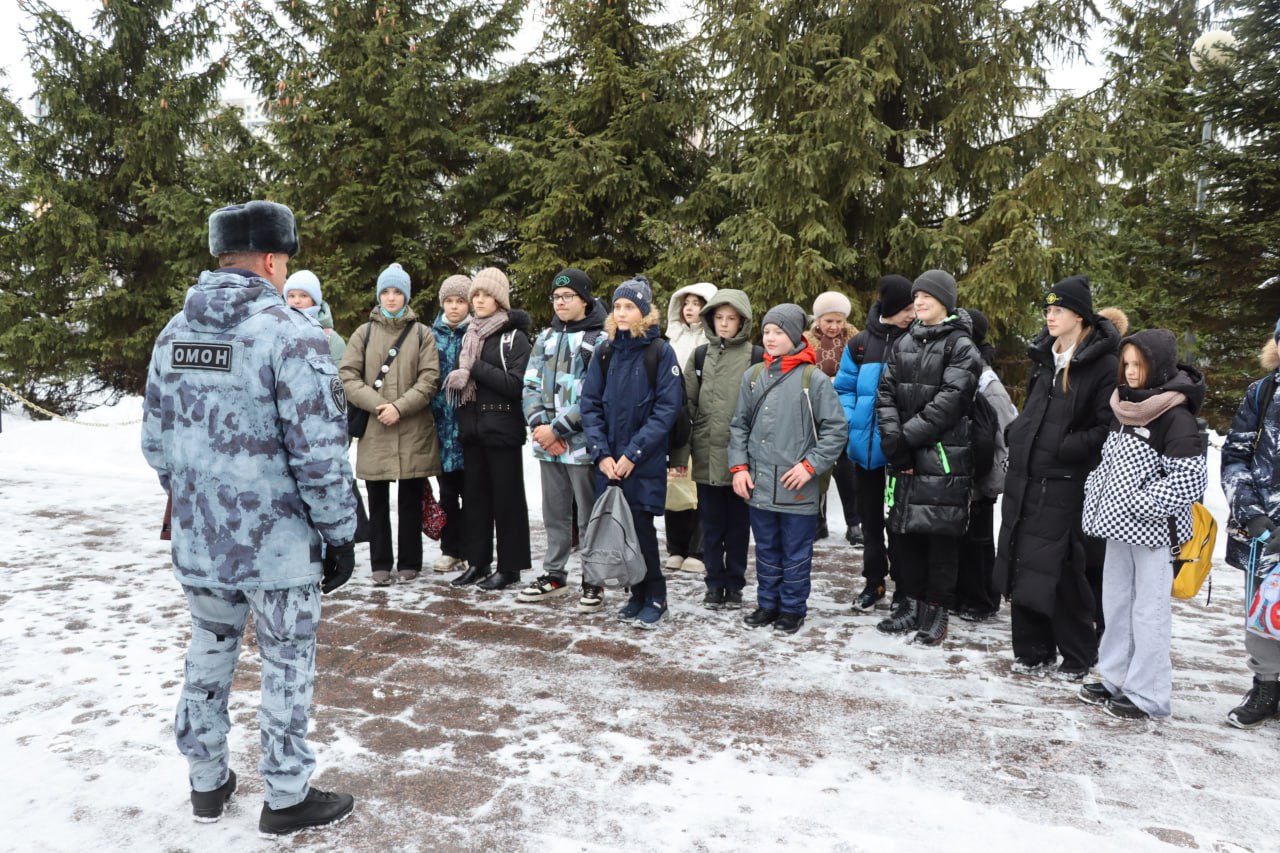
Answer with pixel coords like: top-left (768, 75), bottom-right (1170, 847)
top-left (728, 303), bottom-right (848, 635)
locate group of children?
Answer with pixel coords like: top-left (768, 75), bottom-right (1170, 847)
top-left (292, 262), bottom-right (1280, 728)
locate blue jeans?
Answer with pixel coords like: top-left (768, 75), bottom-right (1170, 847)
top-left (749, 509), bottom-right (818, 616)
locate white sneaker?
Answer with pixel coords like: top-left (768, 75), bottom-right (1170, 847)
top-left (664, 555), bottom-right (685, 570)
top-left (516, 575), bottom-right (571, 603)
top-left (681, 556), bottom-right (705, 574)
top-left (433, 554), bottom-right (464, 573)
top-left (578, 585), bottom-right (605, 613)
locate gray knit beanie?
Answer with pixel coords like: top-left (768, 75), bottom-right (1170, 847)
top-left (912, 269), bottom-right (958, 314)
top-left (760, 303), bottom-right (808, 349)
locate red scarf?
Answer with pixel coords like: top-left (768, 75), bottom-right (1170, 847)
top-left (763, 340), bottom-right (818, 373)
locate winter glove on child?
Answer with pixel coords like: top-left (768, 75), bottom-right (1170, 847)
top-left (322, 542), bottom-right (356, 593)
top-left (1247, 516), bottom-right (1274, 539)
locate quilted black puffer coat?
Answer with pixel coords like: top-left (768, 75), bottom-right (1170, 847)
top-left (875, 314), bottom-right (982, 536)
top-left (994, 315), bottom-right (1120, 613)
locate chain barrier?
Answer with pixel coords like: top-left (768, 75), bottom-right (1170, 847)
top-left (0, 382), bottom-right (143, 427)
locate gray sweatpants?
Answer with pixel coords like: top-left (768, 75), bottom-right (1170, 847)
top-left (178, 583), bottom-right (321, 809)
top-left (539, 461), bottom-right (596, 581)
top-left (1246, 630), bottom-right (1280, 680)
top-left (1098, 540), bottom-right (1173, 718)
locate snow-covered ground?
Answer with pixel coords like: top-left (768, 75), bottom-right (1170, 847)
top-left (1, 398), bottom-right (1275, 853)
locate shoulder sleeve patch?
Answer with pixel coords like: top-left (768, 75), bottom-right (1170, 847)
top-left (330, 376), bottom-right (348, 416)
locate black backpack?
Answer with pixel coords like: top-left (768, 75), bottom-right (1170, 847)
top-left (596, 337), bottom-right (692, 452)
top-left (969, 392), bottom-right (1001, 481)
top-left (938, 331), bottom-right (1000, 481)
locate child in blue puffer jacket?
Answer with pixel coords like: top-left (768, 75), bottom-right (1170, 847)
top-left (833, 274), bottom-right (915, 613)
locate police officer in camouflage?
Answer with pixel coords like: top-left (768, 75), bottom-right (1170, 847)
top-left (141, 200), bottom-right (358, 836)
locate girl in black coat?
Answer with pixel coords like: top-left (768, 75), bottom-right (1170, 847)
top-left (445, 268), bottom-right (534, 591)
top-left (994, 276), bottom-right (1123, 677)
top-left (875, 270), bottom-right (982, 646)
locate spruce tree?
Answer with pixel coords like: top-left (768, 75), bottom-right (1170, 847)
top-left (1187, 0), bottom-right (1280, 422)
top-left (0, 0), bottom-right (261, 412)
top-left (506, 0), bottom-right (711, 314)
top-left (232, 0), bottom-right (523, 331)
top-left (1091, 0), bottom-right (1280, 425)
top-left (695, 0), bottom-right (1102, 331)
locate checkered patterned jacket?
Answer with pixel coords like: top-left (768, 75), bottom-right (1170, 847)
top-left (1082, 373), bottom-right (1208, 550)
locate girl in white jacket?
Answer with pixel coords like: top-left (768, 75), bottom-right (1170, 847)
top-left (664, 281), bottom-right (717, 575)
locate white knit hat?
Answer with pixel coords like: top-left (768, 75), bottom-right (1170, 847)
top-left (812, 291), bottom-right (852, 320)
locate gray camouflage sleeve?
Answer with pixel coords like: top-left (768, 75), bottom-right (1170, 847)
top-left (275, 329), bottom-right (357, 546)
top-left (141, 331), bottom-right (171, 492)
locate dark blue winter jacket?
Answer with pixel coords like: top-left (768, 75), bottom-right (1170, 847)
top-left (833, 300), bottom-right (905, 470)
top-left (580, 323), bottom-right (683, 516)
top-left (430, 312), bottom-right (469, 473)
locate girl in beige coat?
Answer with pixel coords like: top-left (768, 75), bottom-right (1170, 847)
top-left (340, 263), bottom-right (441, 584)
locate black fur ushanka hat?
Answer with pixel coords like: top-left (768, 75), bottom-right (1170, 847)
top-left (208, 200), bottom-right (299, 258)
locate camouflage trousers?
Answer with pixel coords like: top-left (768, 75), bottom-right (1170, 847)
top-left (177, 583), bottom-right (321, 809)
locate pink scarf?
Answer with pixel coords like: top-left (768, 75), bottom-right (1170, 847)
top-left (444, 310), bottom-right (508, 406)
top-left (1109, 388), bottom-right (1187, 427)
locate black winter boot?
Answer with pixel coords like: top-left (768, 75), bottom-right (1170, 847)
top-left (773, 612), bottom-right (805, 634)
top-left (1226, 677), bottom-right (1280, 729)
top-left (876, 598), bottom-right (922, 635)
top-left (191, 770), bottom-right (236, 822)
top-left (913, 604), bottom-right (949, 646)
top-left (744, 607), bottom-right (779, 628)
top-left (258, 788), bottom-right (355, 836)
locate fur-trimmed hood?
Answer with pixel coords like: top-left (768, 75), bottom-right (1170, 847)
top-left (605, 306), bottom-right (661, 340)
top-left (1262, 338), bottom-right (1280, 372)
top-left (1098, 306), bottom-right (1129, 337)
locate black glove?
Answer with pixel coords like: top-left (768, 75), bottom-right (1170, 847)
top-left (1246, 516), bottom-right (1276, 540)
top-left (322, 541), bottom-right (355, 594)
top-left (1267, 537), bottom-right (1280, 556)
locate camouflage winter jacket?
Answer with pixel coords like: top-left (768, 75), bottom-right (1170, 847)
top-left (1222, 338), bottom-right (1280, 569)
top-left (522, 298), bottom-right (607, 465)
top-left (142, 268), bottom-right (356, 590)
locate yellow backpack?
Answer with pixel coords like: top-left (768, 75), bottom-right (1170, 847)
top-left (1171, 503), bottom-right (1218, 600)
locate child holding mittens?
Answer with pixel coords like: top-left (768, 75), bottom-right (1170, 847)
top-left (429, 274), bottom-right (472, 574)
top-left (729, 303), bottom-right (848, 635)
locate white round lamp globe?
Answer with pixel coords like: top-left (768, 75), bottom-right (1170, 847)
top-left (1191, 29), bottom-right (1236, 71)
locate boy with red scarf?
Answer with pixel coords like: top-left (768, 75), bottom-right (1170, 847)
top-left (729, 303), bottom-right (848, 634)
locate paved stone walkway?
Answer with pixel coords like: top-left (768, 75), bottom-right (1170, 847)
top-left (213, 535), bottom-right (1276, 852)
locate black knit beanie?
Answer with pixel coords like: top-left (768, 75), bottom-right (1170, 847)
top-left (878, 275), bottom-right (914, 318)
top-left (1045, 275), bottom-right (1093, 323)
top-left (551, 268), bottom-right (593, 304)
